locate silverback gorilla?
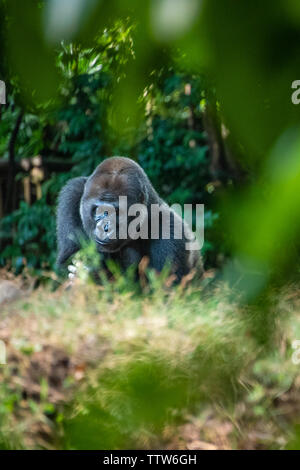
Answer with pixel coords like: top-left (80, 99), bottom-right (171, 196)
top-left (56, 157), bottom-right (202, 281)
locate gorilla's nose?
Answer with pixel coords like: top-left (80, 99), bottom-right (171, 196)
top-left (94, 201), bottom-right (118, 244)
top-left (95, 216), bottom-right (116, 243)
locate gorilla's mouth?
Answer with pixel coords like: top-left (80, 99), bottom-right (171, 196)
top-left (95, 237), bottom-right (123, 253)
top-left (95, 237), bottom-right (110, 246)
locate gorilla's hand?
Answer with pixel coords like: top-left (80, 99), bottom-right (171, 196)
top-left (67, 260), bottom-right (90, 284)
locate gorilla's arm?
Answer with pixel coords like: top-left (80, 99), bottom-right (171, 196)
top-left (149, 238), bottom-right (188, 279)
top-left (120, 244), bottom-right (144, 269)
top-left (148, 207), bottom-right (201, 280)
top-left (56, 177), bottom-right (87, 266)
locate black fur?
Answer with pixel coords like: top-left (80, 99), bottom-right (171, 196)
top-left (56, 157), bottom-right (202, 280)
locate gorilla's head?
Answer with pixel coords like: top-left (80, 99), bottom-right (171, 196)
top-left (80, 157), bottom-right (151, 253)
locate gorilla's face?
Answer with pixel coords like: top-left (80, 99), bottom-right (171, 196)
top-left (80, 158), bottom-right (147, 253)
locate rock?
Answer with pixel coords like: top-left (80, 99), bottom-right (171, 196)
top-left (0, 280), bottom-right (23, 305)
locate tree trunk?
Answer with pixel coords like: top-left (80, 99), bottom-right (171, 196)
top-left (4, 110), bottom-right (23, 213)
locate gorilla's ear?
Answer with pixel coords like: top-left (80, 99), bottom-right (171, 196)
top-left (56, 177), bottom-right (88, 266)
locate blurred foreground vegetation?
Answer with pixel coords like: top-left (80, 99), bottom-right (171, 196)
top-left (0, 0), bottom-right (300, 450)
top-left (0, 271), bottom-right (299, 450)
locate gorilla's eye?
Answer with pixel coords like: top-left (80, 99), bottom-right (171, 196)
top-left (93, 206), bottom-right (110, 222)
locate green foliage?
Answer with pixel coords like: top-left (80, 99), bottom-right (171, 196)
top-left (286, 425), bottom-right (300, 450)
top-left (137, 72), bottom-right (218, 258)
top-left (0, 279), bottom-right (298, 449)
top-left (0, 200), bottom-right (56, 273)
top-left (1, 0), bottom-right (300, 292)
top-left (63, 355), bottom-right (191, 449)
top-left (0, 22), bottom-right (219, 273)
top-left (138, 74), bottom-right (209, 205)
top-left (1, 0), bottom-right (300, 453)
top-left (0, 23), bottom-right (137, 271)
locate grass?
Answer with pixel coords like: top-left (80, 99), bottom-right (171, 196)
top-left (0, 269), bottom-right (299, 449)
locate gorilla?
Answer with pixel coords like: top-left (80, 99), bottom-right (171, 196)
top-left (56, 157), bottom-right (202, 281)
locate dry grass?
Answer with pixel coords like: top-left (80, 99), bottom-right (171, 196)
top-left (0, 275), bottom-right (299, 449)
